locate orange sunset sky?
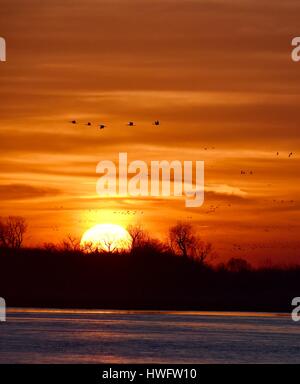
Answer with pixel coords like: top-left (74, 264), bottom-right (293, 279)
top-left (0, 0), bottom-right (300, 265)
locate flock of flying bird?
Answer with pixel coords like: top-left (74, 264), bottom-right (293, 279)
top-left (69, 119), bottom-right (160, 129)
top-left (240, 151), bottom-right (295, 175)
top-left (277, 151), bottom-right (294, 158)
top-left (69, 117), bottom-right (295, 185)
top-left (69, 120), bottom-right (294, 159)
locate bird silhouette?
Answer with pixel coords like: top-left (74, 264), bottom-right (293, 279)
top-left (85, 122), bottom-right (92, 126)
top-left (127, 121), bottom-right (135, 126)
top-left (289, 152), bottom-right (293, 157)
top-left (99, 124), bottom-right (106, 129)
top-left (153, 120), bottom-right (160, 126)
top-left (70, 120), bottom-right (77, 124)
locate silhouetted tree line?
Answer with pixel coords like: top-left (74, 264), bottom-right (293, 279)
top-left (0, 217), bottom-right (299, 311)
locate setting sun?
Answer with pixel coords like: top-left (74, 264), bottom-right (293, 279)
top-left (80, 224), bottom-right (132, 253)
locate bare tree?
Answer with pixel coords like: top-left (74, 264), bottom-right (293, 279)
top-left (43, 242), bottom-right (58, 252)
top-left (190, 238), bottom-right (214, 265)
top-left (226, 258), bottom-right (252, 272)
top-left (169, 222), bottom-right (194, 258)
top-left (0, 219), bottom-right (8, 247)
top-left (103, 237), bottom-right (118, 253)
top-left (169, 221), bottom-right (213, 265)
top-left (0, 216), bottom-right (27, 249)
top-left (127, 224), bottom-right (148, 250)
top-left (81, 241), bottom-right (96, 253)
top-left (61, 235), bottom-right (81, 252)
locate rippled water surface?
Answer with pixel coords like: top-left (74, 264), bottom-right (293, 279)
top-left (0, 309), bottom-right (299, 363)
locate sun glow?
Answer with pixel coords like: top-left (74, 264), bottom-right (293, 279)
top-left (80, 223), bottom-right (132, 253)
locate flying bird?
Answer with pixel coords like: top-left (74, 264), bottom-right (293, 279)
top-left (153, 120), bottom-right (160, 126)
top-left (70, 120), bottom-right (77, 124)
top-left (127, 121), bottom-right (135, 126)
top-left (289, 152), bottom-right (293, 157)
top-left (85, 122), bottom-right (92, 126)
top-left (99, 124), bottom-right (106, 129)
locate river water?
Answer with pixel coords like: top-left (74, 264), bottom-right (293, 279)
top-left (0, 309), bottom-right (299, 363)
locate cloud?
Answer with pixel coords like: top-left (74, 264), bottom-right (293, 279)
top-left (0, 184), bottom-right (62, 200)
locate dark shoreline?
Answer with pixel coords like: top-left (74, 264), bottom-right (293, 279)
top-left (7, 306), bottom-right (291, 315)
top-left (1, 247), bottom-right (299, 314)
top-left (4, 299), bottom-right (294, 313)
